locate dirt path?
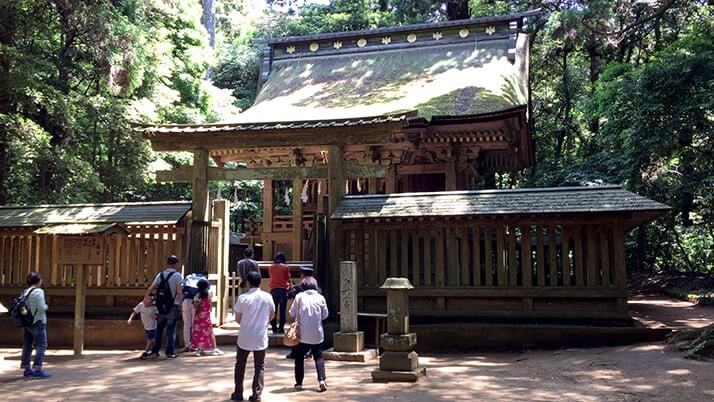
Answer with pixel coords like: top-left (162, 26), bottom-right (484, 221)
top-left (629, 295), bottom-right (714, 329)
top-left (1, 343), bottom-right (712, 402)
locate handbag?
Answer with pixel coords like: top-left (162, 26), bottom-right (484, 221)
top-left (283, 297), bottom-right (301, 347)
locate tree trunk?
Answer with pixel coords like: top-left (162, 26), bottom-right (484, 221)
top-left (446, 0), bottom-right (469, 20)
top-left (0, 0), bottom-right (17, 205)
top-left (201, 0), bottom-right (216, 79)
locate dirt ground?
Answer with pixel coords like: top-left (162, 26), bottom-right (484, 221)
top-left (1, 343), bottom-right (713, 402)
top-left (1, 296), bottom-right (713, 402)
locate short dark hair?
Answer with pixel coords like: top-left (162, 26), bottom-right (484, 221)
top-left (197, 279), bottom-right (209, 299)
top-left (274, 251), bottom-right (286, 264)
top-left (199, 271), bottom-right (209, 277)
top-left (301, 276), bottom-right (320, 292)
top-left (244, 247), bottom-right (253, 258)
top-left (27, 272), bottom-right (42, 286)
top-left (167, 255), bottom-right (179, 264)
top-left (246, 271), bottom-right (261, 288)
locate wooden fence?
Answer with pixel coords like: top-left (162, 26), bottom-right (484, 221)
top-left (339, 218), bottom-right (629, 321)
top-left (0, 225), bottom-right (186, 289)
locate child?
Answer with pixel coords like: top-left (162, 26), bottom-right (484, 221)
top-left (191, 280), bottom-right (222, 356)
top-left (128, 295), bottom-right (158, 353)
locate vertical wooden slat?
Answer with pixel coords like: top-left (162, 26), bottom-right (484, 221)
top-left (412, 231), bottom-right (420, 286)
top-left (612, 223), bottom-right (626, 288)
top-left (377, 230), bottom-right (387, 285)
top-left (423, 229), bottom-right (432, 286)
top-left (120, 235), bottom-right (130, 286)
top-left (600, 225), bottom-right (612, 286)
top-left (496, 225), bottom-right (506, 286)
top-left (472, 225), bottom-right (481, 286)
top-left (548, 225), bottom-right (557, 287)
top-left (25, 235), bottom-right (32, 275)
top-left (401, 227), bottom-right (409, 280)
top-left (574, 225), bottom-right (584, 287)
top-left (447, 227), bottom-right (458, 286)
top-left (390, 229), bottom-right (398, 277)
top-left (520, 225), bottom-right (532, 287)
top-left (586, 225), bottom-right (599, 286)
top-left (484, 227), bottom-right (493, 286)
top-left (460, 227), bottom-right (471, 286)
top-left (435, 227), bottom-right (445, 287)
top-left (10, 236), bottom-right (17, 285)
top-left (369, 228), bottom-right (378, 287)
top-left (561, 226), bottom-right (571, 287)
top-left (33, 235), bottom-right (40, 273)
top-left (508, 225), bottom-right (518, 286)
top-left (0, 235), bottom-right (4, 285)
top-left (113, 236), bottom-right (122, 286)
top-left (536, 225), bottom-right (545, 287)
top-left (356, 227), bottom-right (365, 286)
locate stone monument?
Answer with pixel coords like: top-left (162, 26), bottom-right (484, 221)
top-left (324, 261), bottom-right (377, 362)
top-left (371, 277), bottom-right (426, 382)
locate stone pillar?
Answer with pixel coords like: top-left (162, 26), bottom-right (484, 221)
top-left (372, 277), bottom-right (426, 382)
top-left (333, 261), bottom-right (364, 351)
top-left (324, 261), bottom-right (377, 362)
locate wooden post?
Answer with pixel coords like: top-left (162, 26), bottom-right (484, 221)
top-left (74, 264), bottom-right (87, 355)
top-left (445, 161), bottom-right (457, 191)
top-left (189, 148), bottom-right (210, 273)
top-left (327, 144), bottom-right (345, 316)
top-left (368, 178), bottom-right (378, 194)
top-left (292, 178), bottom-right (303, 261)
top-left (385, 166), bottom-right (396, 194)
top-left (262, 179), bottom-right (274, 259)
top-left (212, 199), bottom-right (230, 325)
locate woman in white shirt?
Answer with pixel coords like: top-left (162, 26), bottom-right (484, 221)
top-left (288, 277), bottom-right (329, 392)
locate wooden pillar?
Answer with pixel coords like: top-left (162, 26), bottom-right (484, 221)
top-left (445, 161), bottom-right (457, 191)
top-left (189, 148), bottom-right (210, 273)
top-left (368, 178), bottom-right (379, 194)
top-left (292, 178), bottom-right (303, 261)
top-left (213, 199), bottom-right (230, 325)
top-left (327, 144), bottom-right (345, 316)
top-left (262, 179), bottom-right (274, 259)
top-left (385, 166), bottom-right (396, 194)
top-left (73, 264), bottom-right (87, 355)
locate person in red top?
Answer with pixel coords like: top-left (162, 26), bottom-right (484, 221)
top-left (268, 251), bottom-right (291, 334)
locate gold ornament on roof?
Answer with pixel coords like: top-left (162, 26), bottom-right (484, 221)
top-left (333, 41), bottom-right (343, 49)
top-left (485, 26), bottom-right (496, 35)
top-left (432, 32), bottom-right (443, 40)
top-left (309, 42), bottom-right (319, 52)
top-left (286, 45), bottom-right (296, 54)
top-left (357, 38), bottom-right (367, 47)
top-left (407, 33), bottom-right (417, 43)
top-left (382, 36), bottom-right (392, 45)
top-left (459, 28), bottom-right (469, 38)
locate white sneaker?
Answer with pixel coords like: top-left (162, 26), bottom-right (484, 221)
top-left (319, 381), bottom-right (327, 392)
top-left (195, 349), bottom-right (204, 357)
top-left (211, 348), bottom-right (224, 356)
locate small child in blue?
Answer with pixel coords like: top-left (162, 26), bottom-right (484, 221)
top-left (127, 295), bottom-right (158, 353)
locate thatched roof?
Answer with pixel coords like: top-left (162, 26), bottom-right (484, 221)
top-left (0, 201), bottom-right (191, 227)
top-left (240, 39), bottom-right (528, 123)
top-left (331, 186), bottom-right (670, 230)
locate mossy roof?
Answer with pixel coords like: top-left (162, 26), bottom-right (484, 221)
top-left (236, 39), bottom-right (527, 124)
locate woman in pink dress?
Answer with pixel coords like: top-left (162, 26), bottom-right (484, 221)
top-left (191, 280), bottom-right (215, 355)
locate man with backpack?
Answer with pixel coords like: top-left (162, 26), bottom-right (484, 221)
top-left (236, 247), bottom-right (259, 290)
top-left (12, 272), bottom-right (51, 378)
top-left (141, 255), bottom-right (184, 359)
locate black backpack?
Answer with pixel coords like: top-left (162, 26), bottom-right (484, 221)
top-left (155, 271), bottom-right (177, 315)
top-left (9, 288), bottom-right (37, 327)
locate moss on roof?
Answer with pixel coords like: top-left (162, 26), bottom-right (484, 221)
top-left (236, 39), bottom-right (527, 123)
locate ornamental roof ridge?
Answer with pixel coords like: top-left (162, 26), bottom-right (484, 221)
top-left (258, 9), bottom-right (542, 45)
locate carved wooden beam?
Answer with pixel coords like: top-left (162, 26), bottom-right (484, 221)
top-left (156, 162), bottom-right (386, 182)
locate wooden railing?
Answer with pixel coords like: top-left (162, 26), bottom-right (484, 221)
top-left (0, 225), bottom-right (185, 288)
top-left (340, 220), bottom-right (628, 320)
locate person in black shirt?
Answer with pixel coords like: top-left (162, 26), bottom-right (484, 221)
top-left (236, 247), bottom-right (260, 289)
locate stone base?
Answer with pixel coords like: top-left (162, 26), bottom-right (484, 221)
top-left (323, 347), bottom-right (378, 362)
top-left (333, 331), bottom-right (364, 353)
top-left (381, 333), bottom-right (417, 351)
top-left (371, 367), bottom-right (427, 383)
top-left (380, 351), bottom-right (419, 371)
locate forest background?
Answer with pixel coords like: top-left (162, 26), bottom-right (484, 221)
top-left (0, 0), bottom-right (711, 274)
